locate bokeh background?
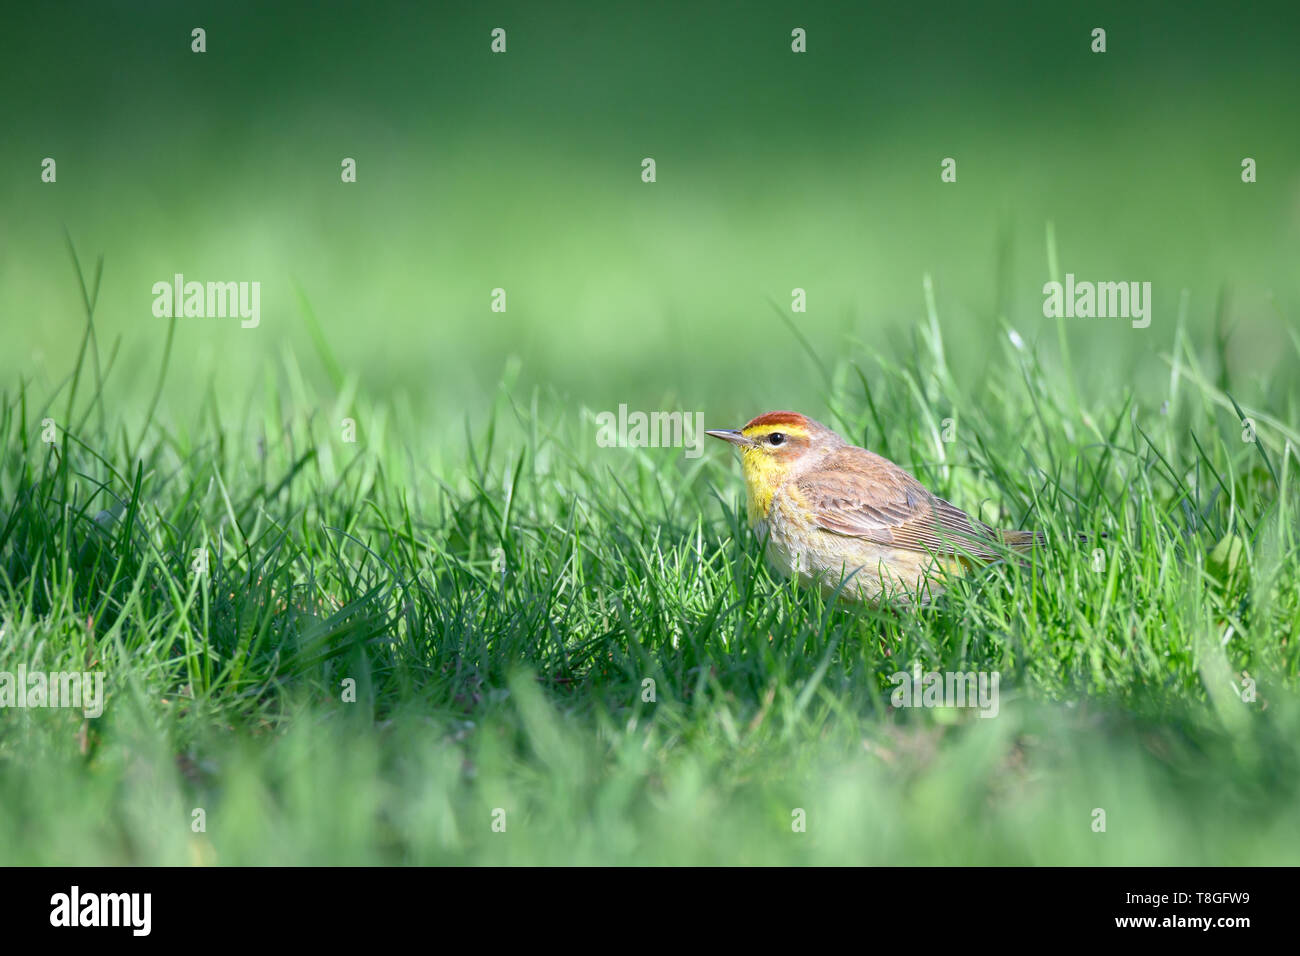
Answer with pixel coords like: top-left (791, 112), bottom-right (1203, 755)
top-left (3, 0), bottom-right (1298, 427)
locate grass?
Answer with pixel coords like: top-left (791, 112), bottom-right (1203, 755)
top-left (1, 244), bottom-right (1299, 866)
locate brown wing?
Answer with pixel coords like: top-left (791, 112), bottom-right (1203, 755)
top-left (795, 447), bottom-right (1004, 560)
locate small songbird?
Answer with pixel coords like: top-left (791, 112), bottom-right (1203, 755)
top-left (707, 411), bottom-right (1040, 605)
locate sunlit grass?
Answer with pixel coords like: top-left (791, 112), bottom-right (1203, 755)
top-left (0, 241), bottom-right (1298, 864)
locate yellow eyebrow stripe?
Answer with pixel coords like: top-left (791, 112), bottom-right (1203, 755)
top-left (742, 424), bottom-right (808, 439)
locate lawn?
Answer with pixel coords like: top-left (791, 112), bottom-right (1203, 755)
top-left (2, 241), bottom-right (1297, 864)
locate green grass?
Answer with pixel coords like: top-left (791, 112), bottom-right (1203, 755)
top-left (1, 243), bottom-right (1299, 865)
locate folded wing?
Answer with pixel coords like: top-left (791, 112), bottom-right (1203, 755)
top-left (795, 448), bottom-right (1007, 561)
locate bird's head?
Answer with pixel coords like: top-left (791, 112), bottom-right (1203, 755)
top-left (707, 411), bottom-right (840, 515)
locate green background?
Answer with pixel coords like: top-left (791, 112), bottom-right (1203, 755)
top-left (3, 0), bottom-right (1297, 425)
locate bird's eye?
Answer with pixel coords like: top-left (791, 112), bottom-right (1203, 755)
top-left (768, 433), bottom-right (785, 446)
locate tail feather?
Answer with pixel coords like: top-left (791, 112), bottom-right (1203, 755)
top-left (999, 529), bottom-right (1043, 553)
top-left (998, 529), bottom-right (1105, 553)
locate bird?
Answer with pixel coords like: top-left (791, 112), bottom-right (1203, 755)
top-left (706, 411), bottom-right (1040, 605)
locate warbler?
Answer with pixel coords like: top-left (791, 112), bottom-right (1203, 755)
top-left (707, 411), bottom-right (1040, 604)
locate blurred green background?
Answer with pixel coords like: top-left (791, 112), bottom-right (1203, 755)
top-left (2, 0), bottom-right (1298, 423)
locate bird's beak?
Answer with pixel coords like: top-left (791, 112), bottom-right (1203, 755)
top-left (706, 428), bottom-right (751, 448)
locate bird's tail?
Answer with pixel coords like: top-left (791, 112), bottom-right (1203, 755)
top-left (999, 529), bottom-right (1044, 554)
top-left (999, 529), bottom-right (1104, 553)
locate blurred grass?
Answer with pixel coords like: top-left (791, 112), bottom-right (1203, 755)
top-left (1, 251), bottom-right (1298, 862)
top-left (3, 0), bottom-right (1298, 422)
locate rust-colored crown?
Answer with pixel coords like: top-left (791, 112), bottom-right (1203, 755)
top-left (742, 411), bottom-right (810, 431)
